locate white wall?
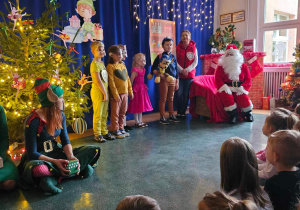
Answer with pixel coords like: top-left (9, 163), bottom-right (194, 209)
top-left (214, 0), bottom-right (259, 51)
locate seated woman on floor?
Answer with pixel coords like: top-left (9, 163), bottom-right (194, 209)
top-left (18, 77), bottom-right (101, 195)
top-left (0, 105), bottom-right (18, 191)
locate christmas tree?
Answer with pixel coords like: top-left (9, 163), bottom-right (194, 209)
top-left (208, 24), bottom-right (242, 52)
top-left (281, 43), bottom-right (300, 107)
top-left (0, 1), bottom-right (90, 141)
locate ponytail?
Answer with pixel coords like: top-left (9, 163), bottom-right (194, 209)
top-left (287, 113), bottom-right (299, 129)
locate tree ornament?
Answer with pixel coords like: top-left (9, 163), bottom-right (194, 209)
top-left (77, 71), bottom-right (92, 90)
top-left (50, 69), bottom-right (62, 84)
top-left (7, 2), bottom-right (26, 31)
top-left (52, 30), bottom-right (70, 48)
top-left (11, 73), bottom-right (28, 97)
top-left (72, 118), bottom-right (87, 134)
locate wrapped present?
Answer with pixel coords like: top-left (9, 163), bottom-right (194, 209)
top-left (69, 15), bottom-right (80, 28)
top-left (94, 23), bottom-right (103, 41)
top-left (262, 96), bottom-right (270, 110)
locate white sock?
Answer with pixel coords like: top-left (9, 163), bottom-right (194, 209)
top-left (134, 113), bottom-right (139, 124)
top-left (124, 116), bottom-right (127, 126)
top-left (138, 113), bottom-right (143, 123)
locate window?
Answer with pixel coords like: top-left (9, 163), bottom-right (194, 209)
top-left (258, 0), bottom-right (300, 63)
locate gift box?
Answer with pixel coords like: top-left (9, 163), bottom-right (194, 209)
top-left (262, 96), bottom-right (270, 110)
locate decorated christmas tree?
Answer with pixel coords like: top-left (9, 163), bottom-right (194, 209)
top-left (0, 1), bottom-right (90, 141)
top-left (281, 43), bottom-right (300, 107)
top-left (208, 24), bottom-right (242, 52)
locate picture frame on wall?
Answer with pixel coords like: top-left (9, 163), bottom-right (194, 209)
top-left (232, 10), bottom-right (245, 23)
top-left (220, 13), bottom-right (232, 25)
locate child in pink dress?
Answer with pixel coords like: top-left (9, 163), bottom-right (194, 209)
top-left (128, 53), bottom-right (153, 127)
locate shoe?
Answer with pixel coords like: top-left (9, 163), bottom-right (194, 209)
top-left (135, 123), bottom-right (143, 128)
top-left (39, 176), bottom-right (62, 195)
top-left (120, 129), bottom-right (130, 137)
top-left (141, 122), bottom-right (148, 127)
top-left (226, 109), bottom-right (238, 124)
top-left (169, 115), bottom-right (180, 123)
top-left (244, 111), bottom-right (254, 122)
top-left (112, 130), bottom-right (125, 139)
top-left (94, 135), bottom-right (106, 143)
top-left (159, 117), bottom-right (169, 125)
top-left (103, 133), bottom-right (115, 141)
top-left (79, 165), bottom-right (94, 179)
top-left (124, 125), bottom-right (133, 131)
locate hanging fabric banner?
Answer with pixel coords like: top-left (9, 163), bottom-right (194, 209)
top-left (149, 18), bottom-right (176, 64)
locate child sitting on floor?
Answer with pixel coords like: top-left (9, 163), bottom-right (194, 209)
top-left (116, 195), bottom-right (161, 210)
top-left (264, 130), bottom-right (300, 210)
top-left (198, 191), bottom-right (258, 210)
top-left (257, 108), bottom-right (298, 180)
top-left (220, 137), bottom-right (273, 209)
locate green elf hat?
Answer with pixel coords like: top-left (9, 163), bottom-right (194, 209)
top-left (77, 0), bottom-right (95, 12)
top-left (34, 77), bottom-right (64, 107)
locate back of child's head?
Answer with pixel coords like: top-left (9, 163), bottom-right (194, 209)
top-left (220, 137), bottom-right (266, 207)
top-left (295, 103), bottom-right (300, 115)
top-left (132, 53), bottom-right (145, 68)
top-left (266, 108), bottom-right (298, 131)
top-left (90, 41), bottom-right (104, 54)
top-left (268, 130), bottom-right (300, 167)
top-left (198, 191), bottom-right (258, 210)
top-left (116, 195), bottom-right (161, 210)
top-left (108, 45), bottom-right (121, 64)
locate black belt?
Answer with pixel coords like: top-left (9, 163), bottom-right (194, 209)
top-left (225, 81), bottom-right (243, 87)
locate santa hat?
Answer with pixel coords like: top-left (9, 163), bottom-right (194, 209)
top-left (34, 77), bottom-right (64, 107)
top-left (77, 0), bottom-right (95, 12)
top-left (226, 44), bottom-right (238, 50)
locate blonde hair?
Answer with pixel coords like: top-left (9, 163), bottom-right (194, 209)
top-left (268, 130), bottom-right (300, 167)
top-left (116, 195), bottom-right (161, 210)
top-left (90, 41), bottom-right (104, 54)
top-left (181, 30), bottom-right (191, 38)
top-left (199, 191), bottom-right (258, 210)
top-left (132, 53), bottom-right (145, 68)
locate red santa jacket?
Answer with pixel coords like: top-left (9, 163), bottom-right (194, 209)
top-left (215, 63), bottom-right (252, 92)
top-left (176, 40), bottom-right (197, 79)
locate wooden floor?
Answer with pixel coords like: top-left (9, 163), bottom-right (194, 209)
top-left (68, 109), bottom-right (270, 141)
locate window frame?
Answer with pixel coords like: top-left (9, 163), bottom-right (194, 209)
top-left (257, 0), bottom-right (300, 63)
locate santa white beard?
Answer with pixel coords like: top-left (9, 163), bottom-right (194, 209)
top-left (218, 49), bottom-right (244, 81)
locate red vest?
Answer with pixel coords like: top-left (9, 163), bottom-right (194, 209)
top-left (176, 40), bottom-right (197, 79)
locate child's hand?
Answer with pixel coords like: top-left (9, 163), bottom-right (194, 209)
top-left (103, 91), bottom-right (108, 102)
top-left (175, 82), bottom-right (179, 90)
top-left (114, 96), bottom-right (121, 102)
top-left (129, 94), bottom-right (134, 100)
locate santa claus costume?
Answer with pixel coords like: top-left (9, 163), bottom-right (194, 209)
top-left (215, 44), bottom-right (254, 124)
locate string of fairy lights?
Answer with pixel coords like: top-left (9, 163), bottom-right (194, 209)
top-left (133, 0), bottom-right (213, 30)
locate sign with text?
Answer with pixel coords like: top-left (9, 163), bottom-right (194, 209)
top-left (149, 19), bottom-right (176, 64)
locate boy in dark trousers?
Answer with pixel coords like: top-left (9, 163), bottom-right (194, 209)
top-left (264, 130), bottom-right (300, 210)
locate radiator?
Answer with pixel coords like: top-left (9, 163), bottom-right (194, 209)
top-left (263, 67), bottom-right (290, 99)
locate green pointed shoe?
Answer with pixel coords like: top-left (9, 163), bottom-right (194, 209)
top-left (79, 165), bottom-right (94, 179)
top-left (39, 176), bottom-right (62, 195)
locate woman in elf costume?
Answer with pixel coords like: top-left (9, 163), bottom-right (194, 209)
top-left (0, 105), bottom-right (18, 191)
top-left (18, 78), bottom-right (101, 195)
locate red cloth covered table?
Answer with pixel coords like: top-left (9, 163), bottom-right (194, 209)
top-left (189, 75), bottom-right (229, 122)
